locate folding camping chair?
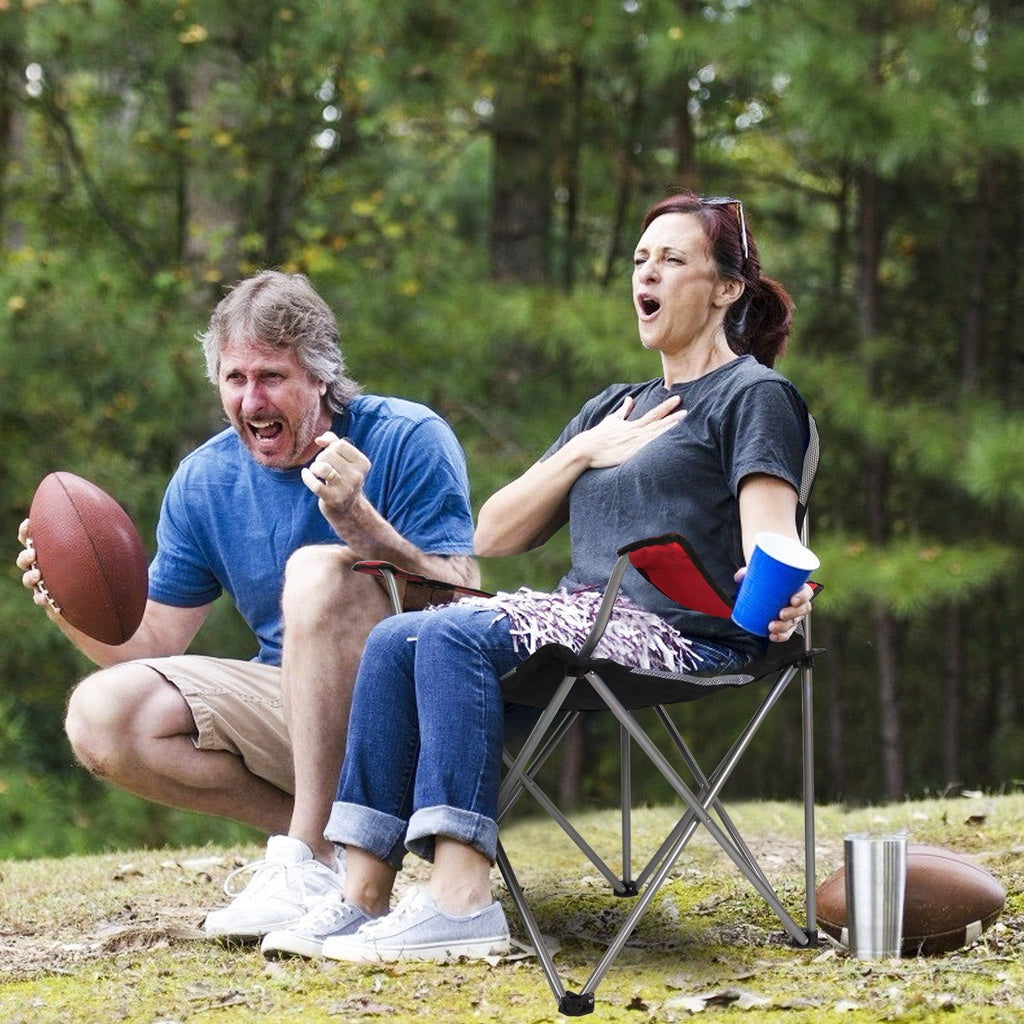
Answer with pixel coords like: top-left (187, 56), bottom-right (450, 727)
top-left (353, 415), bottom-right (822, 1017)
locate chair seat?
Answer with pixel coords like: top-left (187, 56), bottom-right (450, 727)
top-left (501, 634), bottom-right (818, 711)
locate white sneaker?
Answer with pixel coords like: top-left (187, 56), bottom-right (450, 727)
top-left (203, 835), bottom-right (345, 939)
top-left (261, 898), bottom-right (371, 959)
top-left (322, 888), bottom-right (510, 963)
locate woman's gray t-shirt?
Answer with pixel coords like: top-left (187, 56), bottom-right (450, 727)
top-left (545, 355), bottom-right (809, 658)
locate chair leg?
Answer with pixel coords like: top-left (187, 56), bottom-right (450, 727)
top-left (497, 662), bottom-right (818, 1013)
top-left (494, 839), bottom-right (595, 1016)
top-left (499, 709), bottom-right (579, 819)
top-left (499, 674), bottom-right (579, 814)
top-left (498, 684), bottom-right (635, 896)
top-left (585, 671), bottom-right (811, 947)
top-left (801, 663), bottom-right (819, 945)
top-left (501, 736), bottom-right (632, 895)
top-left (619, 723), bottom-right (637, 895)
top-left (650, 703), bottom-right (792, 902)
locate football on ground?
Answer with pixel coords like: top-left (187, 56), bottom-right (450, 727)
top-left (815, 843), bottom-right (1005, 955)
top-left (29, 471), bottom-right (148, 645)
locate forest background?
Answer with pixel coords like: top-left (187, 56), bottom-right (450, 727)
top-left (1, 0), bottom-right (1022, 861)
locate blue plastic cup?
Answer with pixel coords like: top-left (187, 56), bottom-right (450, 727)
top-left (731, 532), bottom-right (819, 637)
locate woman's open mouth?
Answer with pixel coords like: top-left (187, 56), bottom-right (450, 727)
top-left (637, 294), bottom-right (661, 319)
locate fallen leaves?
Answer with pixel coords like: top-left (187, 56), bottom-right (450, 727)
top-left (663, 986), bottom-right (772, 1012)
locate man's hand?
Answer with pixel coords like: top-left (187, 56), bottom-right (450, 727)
top-left (301, 431), bottom-right (478, 588)
top-left (301, 432), bottom-right (371, 520)
top-left (15, 518), bottom-right (57, 614)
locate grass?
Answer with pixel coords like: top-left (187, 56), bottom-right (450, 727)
top-left (2, 793), bottom-right (1023, 1022)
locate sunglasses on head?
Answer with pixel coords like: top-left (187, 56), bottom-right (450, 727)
top-left (699, 196), bottom-right (748, 263)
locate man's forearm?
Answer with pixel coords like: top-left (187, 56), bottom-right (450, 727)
top-left (326, 495), bottom-right (480, 588)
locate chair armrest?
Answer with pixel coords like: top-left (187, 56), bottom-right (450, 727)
top-left (352, 560), bottom-right (493, 614)
top-left (355, 557), bottom-right (630, 659)
top-left (618, 534), bottom-right (734, 618)
top-left (619, 532), bottom-right (822, 617)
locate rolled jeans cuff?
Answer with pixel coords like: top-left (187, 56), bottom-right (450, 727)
top-left (406, 805), bottom-right (499, 865)
top-left (326, 801), bottom-right (407, 871)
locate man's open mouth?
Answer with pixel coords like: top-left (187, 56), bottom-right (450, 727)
top-left (249, 419), bottom-right (283, 441)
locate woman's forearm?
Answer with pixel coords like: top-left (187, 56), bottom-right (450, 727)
top-left (474, 442), bottom-right (591, 557)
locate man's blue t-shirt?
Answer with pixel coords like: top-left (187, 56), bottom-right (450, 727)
top-left (148, 395), bottom-right (475, 664)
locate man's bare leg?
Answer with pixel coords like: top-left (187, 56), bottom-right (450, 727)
top-left (65, 664), bottom-right (293, 833)
top-left (278, 545), bottom-right (391, 866)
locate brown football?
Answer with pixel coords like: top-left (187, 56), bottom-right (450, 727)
top-left (29, 472), bottom-right (148, 645)
top-left (816, 843), bottom-right (1005, 955)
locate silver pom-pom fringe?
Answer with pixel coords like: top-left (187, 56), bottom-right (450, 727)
top-left (453, 587), bottom-right (703, 674)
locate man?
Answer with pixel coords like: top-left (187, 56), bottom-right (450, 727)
top-left (16, 271), bottom-right (478, 939)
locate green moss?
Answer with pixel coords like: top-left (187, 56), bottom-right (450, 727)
top-left (2, 797), bottom-right (1024, 1022)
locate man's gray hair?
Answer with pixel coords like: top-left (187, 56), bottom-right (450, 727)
top-left (198, 270), bottom-right (361, 412)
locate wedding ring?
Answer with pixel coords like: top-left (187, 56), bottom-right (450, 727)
top-left (324, 466), bottom-right (338, 483)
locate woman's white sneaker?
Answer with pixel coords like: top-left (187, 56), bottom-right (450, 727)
top-left (261, 898), bottom-right (370, 959)
top-left (321, 888), bottom-right (510, 963)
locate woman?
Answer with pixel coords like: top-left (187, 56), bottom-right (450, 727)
top-left (259, 191), bottom-right (815, 962)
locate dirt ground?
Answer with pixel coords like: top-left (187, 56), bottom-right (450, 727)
top-left (3, 797), bottom-right (1023, 1023)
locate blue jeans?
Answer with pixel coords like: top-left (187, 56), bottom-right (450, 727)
top-left (324, 604), bottom-right (746, 869)
top-left (326, 606), bottom-right (522, 868)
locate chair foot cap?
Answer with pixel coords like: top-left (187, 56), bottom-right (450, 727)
top-left (558, 991), bottom-right (595, 1016)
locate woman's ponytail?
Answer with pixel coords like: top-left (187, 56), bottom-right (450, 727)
top-left (729, 276), bottom-right (794, 368)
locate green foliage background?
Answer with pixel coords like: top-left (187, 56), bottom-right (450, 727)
top-left (1, 0), bottom-right (1023, 857)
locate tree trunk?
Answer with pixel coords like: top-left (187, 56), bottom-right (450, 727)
top-left (821, 619), bottom-right (847, 796)
top-left (0, 10), bottom-right (26, 248)
top-left (858, 162), bottom-right (905, 801)
top-left (560, 59), bottom-right (584, 294)
top-left (600, 85), bottom-right (643, 288)
top-left (184, 58), bottom-right (242, 290)
top-left (489, 56), bottom-right (561, 283)
top-left (558, 718), bottom-right (585, 807)
top-left (962, 158), bottom-right (996, 395)
top-left (672, 72), bottom-right (698, 190)
top-left (165, 71), bottom-right (189, 268)
top-left (832, 166), bottom-right (851, 294)
top-left (871, 604), bottom-right (904, 798)
top-left (943, 602), bottom-right (964, 789)
top-left (262, 155), bottom-right (298, 268)
top-left (671, 0), bottom-right (701, 189)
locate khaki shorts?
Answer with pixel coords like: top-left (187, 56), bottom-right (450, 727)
top-left (135, 655), bottom-right (294, 794)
